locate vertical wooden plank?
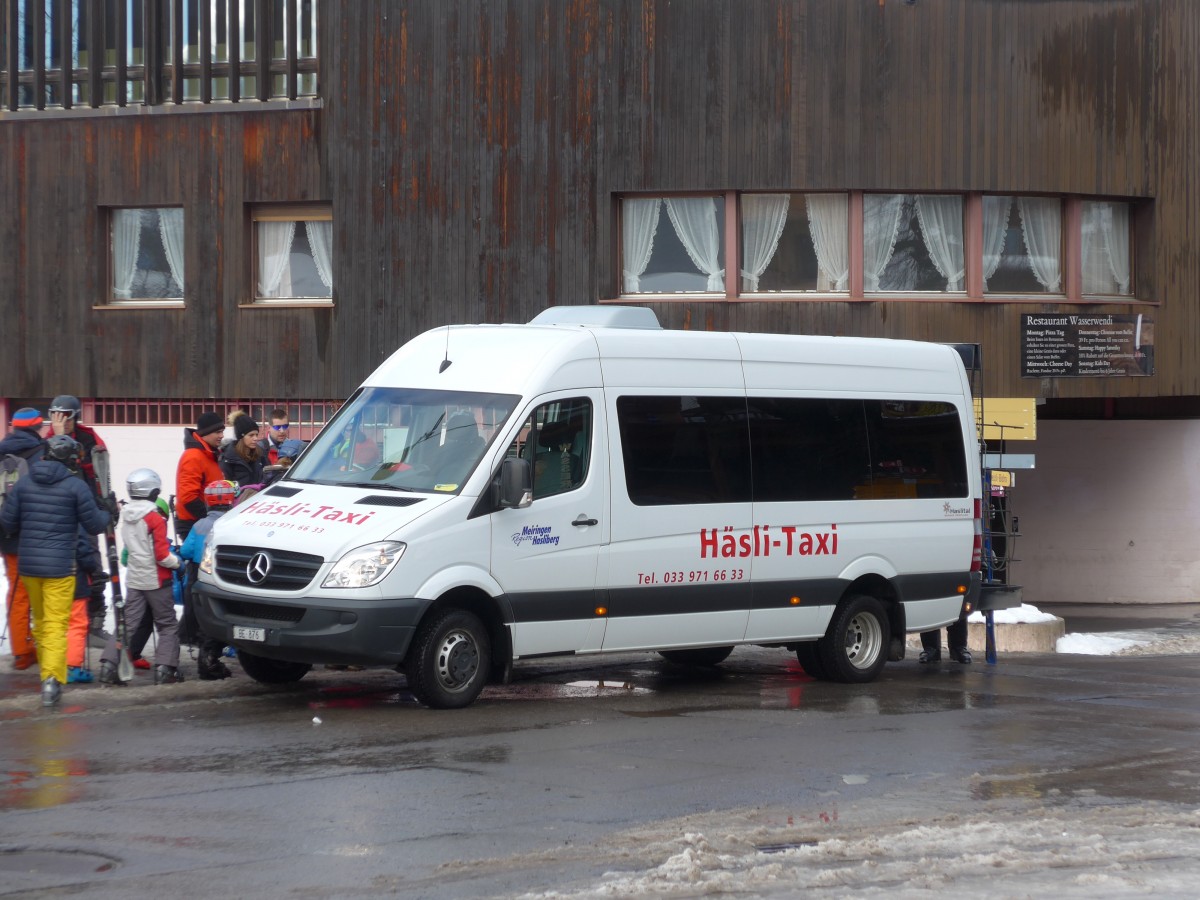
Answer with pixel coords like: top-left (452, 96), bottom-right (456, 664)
top-left (255, 0), bottom-right (269, 99)
top-left (5, 0), bottom-right (19, 110)
top-left (88, 0), bottom-right (103, 107)
top-left (228, 0), bottom-right (240, 102)
top-left (170, 0), bottom-right (183, 102)
top-left (200, 0), bottom-right (212, 102)
top-left (32, 0), bottom-right (44, 109)
top-left (286, 0), bottom-right (298, 99)
top-left (57, 0), bottom-right (71, 107)
top-left (115, 0), bottom-right (127, 106)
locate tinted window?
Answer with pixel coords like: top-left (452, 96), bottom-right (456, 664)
top-left (617, 396), bottom-right (751, 505)
top-left (746, 398), bottom-right (870, 502)
top-left (863, 401), bottom-right (969, 498)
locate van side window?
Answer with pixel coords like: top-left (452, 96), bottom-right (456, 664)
top-left (863, 400), bottom-right (968, 498)
top-left (617, 396), bottom-right (751, 505)
top-left (746, 397), bottom-right (870, 502)
top-left (508, 398), bottom-right (592, 498)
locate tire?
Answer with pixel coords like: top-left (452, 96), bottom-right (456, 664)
top-left (237, 650), bottom-right (312, 684)
top-left (405, 609), bottom-right (491, 709)
top-left (658, 646), bottom-right (734, 667)
top-left (795, 642), bottom-right (829, 679)
top-left (816, 594), bottom-right (888, 684)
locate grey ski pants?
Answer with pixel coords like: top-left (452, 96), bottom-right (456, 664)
top-left (101, 583), bottom-right (180, 669)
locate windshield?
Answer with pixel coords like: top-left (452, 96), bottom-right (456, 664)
top-left (287, 386), bottom-right (521, 493)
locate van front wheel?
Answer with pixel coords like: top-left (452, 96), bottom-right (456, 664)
top-left (817, 595), bottom-right (888, 683)
top-left (405, 609), bottom-right (491, 709)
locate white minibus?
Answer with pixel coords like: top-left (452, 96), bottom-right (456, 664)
top-left (194, 307), bottom-right (983, 708)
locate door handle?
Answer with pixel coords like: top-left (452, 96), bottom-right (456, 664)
top-left (572, 515), bottom-right (598, 527)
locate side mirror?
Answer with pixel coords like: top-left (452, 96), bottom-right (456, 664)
top-left (498, 457), bottom-right (533, 509)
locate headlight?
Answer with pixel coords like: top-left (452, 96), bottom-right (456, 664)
top-left (200, 541), bottom-right (215, 575)
top-left (322, 541), bottom-right (406, 589)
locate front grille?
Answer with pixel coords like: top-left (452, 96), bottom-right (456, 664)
top-left (223, 599), bottom-right (305, 623)
top-left (216, 544), bottom-right (324, 592)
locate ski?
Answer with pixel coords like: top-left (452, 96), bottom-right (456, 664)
top-left (91, 447), bottom-right (133, 682)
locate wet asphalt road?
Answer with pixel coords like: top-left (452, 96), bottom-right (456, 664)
top-left (2, 611), bottom-right (1199, 898)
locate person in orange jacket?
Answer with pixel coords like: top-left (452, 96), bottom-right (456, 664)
top-left (175, 412), bottom-right (225, 541)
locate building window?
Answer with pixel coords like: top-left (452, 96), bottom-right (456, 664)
top-left (866, 194), bottom-right (964, 293)
top-left (742, 193), bottom-right (849, 293)
top-left (982, 196), bottom-right (1061, 295)
top-left (617, 191), bottom-right (1137, 302)
top-left (110, 207), bottom-right (184, 302)
top-left (1, 1), bottom-right (318, 113)
top-left (1081, 200), bottom-right (1132, 296)
top-left (252, 205), bottom-right (333, 302)
top-left (621, 196), bottom-right (725, 294)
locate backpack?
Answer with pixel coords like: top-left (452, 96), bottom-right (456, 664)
top-left (0, 451), bottom-right (33, 514)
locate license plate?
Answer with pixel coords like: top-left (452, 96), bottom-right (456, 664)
top-left (233, 626), bottom-right (266, 642)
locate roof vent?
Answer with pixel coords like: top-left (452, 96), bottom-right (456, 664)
top-left (528, 306), bottom-right (661, 330)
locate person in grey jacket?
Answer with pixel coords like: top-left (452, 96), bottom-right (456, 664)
top-left (98, 468), bottom-right (183, 686)
top-left (0, 435), bottom-right (110, 706)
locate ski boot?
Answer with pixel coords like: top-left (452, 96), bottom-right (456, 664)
top-left (155, 665), bottom-right (185, 685)
top-left (42, 676), bottom-right (62, 707)
top-left (197, 651), bottom-right (232, 681)
top-left (949, 646), bottom-right (973, 664)
top-left (97, 660), bottom-right (123, 684)
top-left (918, 647), bottom-right (941, 664)
top-left (67, 666), bottom-right (94, 683)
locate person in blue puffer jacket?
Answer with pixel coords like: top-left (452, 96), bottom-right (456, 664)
top-left (0, 435), bottom-right (110, 707)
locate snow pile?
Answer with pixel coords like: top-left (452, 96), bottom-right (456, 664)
top-left (968, 603), bottom-right (1059, 625)
top-left (522, 804), bottom-right (1200, 898)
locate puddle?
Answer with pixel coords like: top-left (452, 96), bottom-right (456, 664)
top-left (0, 848), bottom-right (118, 876)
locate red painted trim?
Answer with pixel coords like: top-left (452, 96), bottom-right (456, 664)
top-left (965, 194), bottom-right (984, 300)
top-left (848, 192), bottom-right (864, 298)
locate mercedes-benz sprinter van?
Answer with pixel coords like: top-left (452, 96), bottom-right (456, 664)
top-left (194, 307), bottom-right (983, 708)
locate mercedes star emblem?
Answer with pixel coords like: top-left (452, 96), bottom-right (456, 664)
top-left (246, 552), bottom-right (272, 584)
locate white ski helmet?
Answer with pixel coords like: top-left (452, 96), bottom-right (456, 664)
top-left (126, 468), bottom-right (162, 500)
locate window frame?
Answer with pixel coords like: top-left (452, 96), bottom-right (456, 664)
top-left (614, 190), bottom-right (1143, 306)
top-left (102, 205), bottom-right (187, 308)
top-left (248, 203), bottom-right (334, 307)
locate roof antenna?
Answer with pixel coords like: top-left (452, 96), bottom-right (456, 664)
top-left (439, 322), bottom-right (452, 373)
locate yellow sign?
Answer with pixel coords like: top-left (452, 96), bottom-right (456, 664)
top-left (989, 470), bottom-right (1013, 487)
top-left (972, 398), bottom-right (1037, 441)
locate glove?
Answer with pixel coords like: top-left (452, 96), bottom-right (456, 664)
top-left (103, 491), bottom-right (121, 519)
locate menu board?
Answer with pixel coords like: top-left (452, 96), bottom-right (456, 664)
top-left (1021, 313), bottom-right (1154, 378)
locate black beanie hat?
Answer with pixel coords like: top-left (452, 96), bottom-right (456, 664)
top-left (234, 415), bottom-right (259, 440)
top-left (196, 411), bottom-right (223, 437)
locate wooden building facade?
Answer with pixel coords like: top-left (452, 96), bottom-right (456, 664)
top-left (1, 0), bottom-right (1193, 410)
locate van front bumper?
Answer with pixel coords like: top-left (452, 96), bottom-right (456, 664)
top-left (192, 582), bottom-right (429, 667)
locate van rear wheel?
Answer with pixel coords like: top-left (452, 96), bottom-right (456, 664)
top-left (405, 609), bottom-right (491, 709)
top-left (795, 643), bottom-right (829, 679)
top-left (658, 646), bottom-right (734, 667)
top-left (817, 595), bottom-right (888, 683)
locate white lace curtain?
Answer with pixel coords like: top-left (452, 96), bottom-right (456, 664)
top-left (158, 208), bottom-right (185, 296)
top-left (665, 197), bottom-right (724, 291)
top-left (1017, 197), bottom-right (1062, 292)
top-left (258, 221), bottom-right (297, 298)
top-left (1082, 201), bottom-right (1131, 294)
top-left (863, 194), bottom-right (905, 291)
top-left (621, 198), bottom-right (661, 293)
top-left (806, 193), bottom-right (849, 291)
top-left (740, 194), bottom-right (789, 291)
top-left (305, 220), bottom-right (334, 293)
top-left (914, 195), bottom-right (965, 291)
top-left (982, 195), bottom-right (1012, 289)
top-left (112, 209), bottom-right (142, 300)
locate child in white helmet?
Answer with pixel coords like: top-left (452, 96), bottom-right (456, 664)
top-left (98, 468), bottom-right (183, 685)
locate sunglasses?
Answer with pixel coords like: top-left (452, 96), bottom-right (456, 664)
top-left (271, 424), bottom-right (290, 430)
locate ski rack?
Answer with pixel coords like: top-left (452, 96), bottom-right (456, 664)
top-left (948, 343), bottom-right (1024, 664)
